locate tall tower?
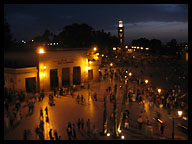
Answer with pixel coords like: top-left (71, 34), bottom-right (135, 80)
top-left (118, 20), bottom-right (124, 47)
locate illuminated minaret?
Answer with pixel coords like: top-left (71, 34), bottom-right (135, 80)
top-left (118, 20), bottom-right (124, 47)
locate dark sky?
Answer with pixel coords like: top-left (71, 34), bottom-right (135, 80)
top-left (4, 4), bottom-right (188, 44)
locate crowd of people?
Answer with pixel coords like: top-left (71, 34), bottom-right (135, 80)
top-left (4, 51), bottom-right (187, 140)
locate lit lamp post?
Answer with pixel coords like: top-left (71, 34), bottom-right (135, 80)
top-left (128, 72), bottom-right (132, 77)
top-left (93, 47), bottom-right (97, 51)
top-left (37, 47), bottom-right (45, 92)
top-left (172, 110), bottom-right (183, 139)
top-left (144, 79), bottom-right (149, 96)
top-left (145, 79), bottom-right (149, 84)
top-left (110, 62), bottom-right (113, 72)
top-left (157, 88), bottom-right (161, 95)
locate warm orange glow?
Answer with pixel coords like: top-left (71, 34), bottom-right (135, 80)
top-left (129, 72), bottom-right (132, 76)
top-left (96, 53), bottom-right (99, 56)
top-left (186, 52), bottom-right (188, 62)
top-left (113, 47), bottom-right (117, 51)
top-left (125, 46), bottom-right (128, 49)
top-left (39, 48), bottom-right (45, 54)
top-left (102, 54), bottom-right (104, 57)
top-left (110, 63), bottom-right (113, 66)
top-left (93, 47), bottom-right (97, 51)
top-left (89, 61), bottom-right (92, 64)
top-left (40, 72), bottom-right (46, 78)
top-left (146, 48), bottom-right (149, 50)
top-left (145, 79), bottom-right (148, 84)
top-left (177, 111), bottom-right (183, 117)
top-left (157, 118), bottom-right (163, 123)
top-left (157, 88), bottom-right (161, 94)
top-left (43, 66), bottom-right (46, 69)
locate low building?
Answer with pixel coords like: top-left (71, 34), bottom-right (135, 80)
top-left (4, 67), bottom-right (38, 92)
top-left (4, 47), bottom-right (100, 92)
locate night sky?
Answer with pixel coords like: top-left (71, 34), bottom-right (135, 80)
top-left (4, 4), bottom-right (188, 44)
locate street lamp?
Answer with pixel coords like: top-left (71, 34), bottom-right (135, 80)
top-left (128, 72), bottom-right (132, 77)
top-left (110, 63), bottom-right (113, 67)
top-left (39, 48), bottom-right (45, 54)
top-left (37, 47), bottom-right (45, 92)
top-left (93, 47), bottom-right (97, 51)
top-left (157, 88), bottom-right (161, 94)
top-left (172, 110), bottom-right (183, 139)
top-left (89, 61), bottom-right (92, 64)
top-left (145, 79), bottom-right (149, 84)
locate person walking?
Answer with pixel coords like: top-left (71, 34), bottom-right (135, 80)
top-left (24, 129), bottom-right (28, 140)
top-left (77, 118), bottom-right (81, 131)
top-left (38, 127), bottom-right (44, 140)
top-left (54, 129), bottom-right (59, 140)
top-left (160, 123), bottom-right (164, 138)
top-left (40, 108), bottom-right (43, 119)
top-left (86, 118), bottom-right (90, 136)
top-left (77, 94), bottom-right (80, 104)
top-left (124, 116), bottom-right (129, 129)
top-left (45, 106), bottom-right (48, 115)
top-left (72, 124), bottom-right (77, 140)
top-left (81, 118), bottom-right (84, 131)
top-left (67, 122), bottom-right (72, 140)
top-left (94, 92), bottom-right (97, 101)
top-left (81, 95), bottom-right (84, 104)
top-left (31, 102), bottom-right (34, 114)
top-left (137, 115), bottom-right (143, 130)
top-left (49, 129), bottom-right (54, 140)
top-left (54, 88), bottom-right (57, 97)
top-left (59, 88), bottom-right (63, 96)
top-left (28, 102), bottom-right (31, 114)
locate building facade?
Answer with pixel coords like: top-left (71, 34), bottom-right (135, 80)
top-left (4, 67), bottom-right (38, 92)
top-left (4, 48), bottom-right (100, 93)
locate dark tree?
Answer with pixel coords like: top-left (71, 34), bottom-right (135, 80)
top-left (132, 38), bottom-right (150, 48)
top-left (150, 39), bottom-right (162, 54)
top-left (56, 23), bottom-right (94, 48)
top-left (4, 16), bottom-right (15, 51)
top-left (166, 39), bottom-right (179, 55)
top-left (33, 29), bottom-right (53, 43)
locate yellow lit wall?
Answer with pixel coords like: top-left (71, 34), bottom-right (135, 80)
top-left (4, 67), bottom-right (38, 92)
top-left (38, 50), bottom-right (99, 91)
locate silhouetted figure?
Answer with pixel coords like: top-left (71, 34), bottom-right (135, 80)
top-left (49, 129), bottom-right (54, 140)
top-left (40, 108), bottom-right (43, 119)
top-left (67, 122), bottom-right (72, 140)
top-left (72, 124), bottom-right (77, 139)
top-left (45, 106), bottom-right (48, 115)
top-left (77, 118), bottom-right (81, 131)
top-left (81, 118), bottom-right (84, 130)
top-left (54, 129), bottom-right (59, 140)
